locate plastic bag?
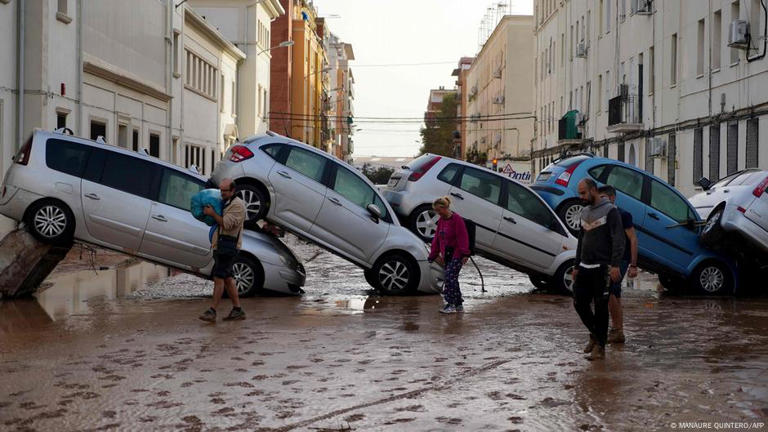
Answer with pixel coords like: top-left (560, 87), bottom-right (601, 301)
top-left (190, 189), bottom-right (222, 226)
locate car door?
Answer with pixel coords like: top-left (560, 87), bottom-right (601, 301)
top-left (745, 174), bottom-right (768, 233)
top-left (599, 165), bottom-right (647, 251)
top-left (641, 178), bottom-right (700, 273)
top-left (493, 180), bottom-right (567, 272)
top-left (139, 168), bottom-right (211, 270)
top-left (81, 149), bottom-right (155, 252)
top-left (267, 145), bottom-right (328, 233)
top-left (311, 162), bottom-right (391, 265)
top-left (448, 166), bottom-right (503, 249)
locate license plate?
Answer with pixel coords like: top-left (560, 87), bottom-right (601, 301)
top-left (387, 177), bottom-right (400, 187)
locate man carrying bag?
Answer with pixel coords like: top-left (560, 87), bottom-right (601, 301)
top-left (199, 178), bottom-right (247, 322)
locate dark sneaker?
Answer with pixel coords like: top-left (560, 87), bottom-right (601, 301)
top-left (455, 304), bottom-right (465, 313)
top-left (583, 335), bottom-right (597, 353)
top-left (199, 308), bottom-right (216, 322)
top-left (223, 308), bottom-right (246, 321)
top-left (607, 329), bottom-right (626, 344)
top-left (585, 345), bottom-right (606, 361)
top-left (439, 304), bottom-right (457, 314)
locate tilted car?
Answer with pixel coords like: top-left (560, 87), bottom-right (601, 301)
top-left (381, 154), bottom-right (578, 292)
top-left (689, 169), bottom-right (768, 257)
top-left (208, 132), bottom-right (443, 295)
top-left (531, 154), bottom-right (738, 294)
top-left (0, 129), bottom-right (305, 297)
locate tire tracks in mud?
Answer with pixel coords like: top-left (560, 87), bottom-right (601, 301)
top-left (270, 358), bottom-right (510, 431)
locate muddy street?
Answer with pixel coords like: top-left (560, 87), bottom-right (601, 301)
top-left (1, 240), bottom-right (767, 431)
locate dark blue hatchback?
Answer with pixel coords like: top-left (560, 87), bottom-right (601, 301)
top-left (531, 155), bottom-right (737, 295)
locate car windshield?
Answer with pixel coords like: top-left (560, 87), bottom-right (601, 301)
top-left (405, 154), bottom-right (437, 171)
top-left (543, 155), bottom-right (591, 171)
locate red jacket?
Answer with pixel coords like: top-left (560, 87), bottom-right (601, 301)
top-left (428, 212), bottom-right (470, 261)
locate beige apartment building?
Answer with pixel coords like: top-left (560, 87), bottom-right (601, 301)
top-left (533, 0), bottom-right (768, 197)
top-left (465, 15), bottom-right (535, 165)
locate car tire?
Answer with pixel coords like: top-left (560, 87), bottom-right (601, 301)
top-left (231, 254), bottom-right (265, 298)
top-left (237, 184), bottom-right (268, 222)
top-left (409, 204), bottom-right (439, 242)
top-left (551, 260), bottom-right (576, 295)
top-left (658, 274), bottom-right (681, 292)
top-left (528, 275), bottom-right (551, 290)
top-left (26, 199), bottom-right (75, 245)
top-left (690, 261), bottom-right (732, 295)
top-left (557, 200), bottom-right (584, 235)
top-left (701, 207), bottom-right (725, 248)
top-left (371, 253), bottom-right (419, 295)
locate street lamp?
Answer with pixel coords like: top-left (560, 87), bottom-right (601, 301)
top-left (257, 40), bottom-right (294, 56)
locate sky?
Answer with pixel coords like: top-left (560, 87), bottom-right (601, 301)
top-left (314, 0), bottom-right (534, 158)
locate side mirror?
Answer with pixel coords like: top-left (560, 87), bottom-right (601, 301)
top-left (366, 203), bottom-right (382, 220)
top-left (697, 177), bottom-right (713, 191)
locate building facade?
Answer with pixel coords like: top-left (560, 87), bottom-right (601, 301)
top-left (326, 32), bottom-right (355, 161)
top-left (466, 15), bottom-right (535, 164)
top-left (452, 57), bottom-right (474, 158)
top-left (533, 0), bottom-right (768, 197)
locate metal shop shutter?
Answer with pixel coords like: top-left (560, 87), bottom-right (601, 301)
top-left (727, 121), bottom-right (738, 175)
top-left (693, 128), bottom-right (703, 183)
top-left (746, 118), bottom-right (759, 168)
top-left (709, 124), bottom-right (720, 182)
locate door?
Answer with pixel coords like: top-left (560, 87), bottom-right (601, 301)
top-left (311, 163), bottom-right (391, 265)
top-left (449, 166), bottom-right (503, 249)
top-left (139, 168), bottom-right (212, 270)
top-left (267, 145), bottom-right (328, 233)
top-left (81, 150), bottom-right (155, 252)
top-left (493, 180), bottom-right (567, 272)
top-left (642, 179), bottom-right (699, 273)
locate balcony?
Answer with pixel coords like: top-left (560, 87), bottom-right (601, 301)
top-left (607, 95), bottom-right (643, 133)
top-left (558, 110), bottom-right (583, 145)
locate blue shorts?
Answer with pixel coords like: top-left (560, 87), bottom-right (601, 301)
top-left (609, 261), bottom-right (629, 298)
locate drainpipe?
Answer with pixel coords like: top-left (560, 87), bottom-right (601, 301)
top-left (708, 0), bottom-right (712, 120)
top-left (76, 0), bottom-right (82, 136)
top-left (166, 0), bottom-right (173, 163)
top-left (16, 0), bottom-right (25, 151)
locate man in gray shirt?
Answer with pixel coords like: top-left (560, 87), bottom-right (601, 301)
top-left (572, 178), bottom-right (625, 360)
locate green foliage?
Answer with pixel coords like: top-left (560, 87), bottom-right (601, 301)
top-left (465, 148), bottom-right (487, 165)
top-left (419, 93), bottom-right (458, 157)
top-left (361, 163), bottom-right (395, 185)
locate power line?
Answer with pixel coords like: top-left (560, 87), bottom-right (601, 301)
top-left (351, 61), bottom-right (457, 68)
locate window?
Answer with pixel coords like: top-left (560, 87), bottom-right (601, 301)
top-left (606, 0), bottom-right (611, 33)
top-left (671, 33), bottom-right (678, 86)
top-left (709, 124), bottom-right (721, 181)
top-left (751, 0), bottom-right (762, 50)
top-left (588, 165), bottom-right (609, 181)
top-left (100, 153), bottom-right (155, 199)
top-left (649, 46), bottom-right (655, 93)
top-left (459, 167), bottom-right (502, 205)
top-left (599, 0), bottom-right (604, 34)
top-left (285, 147), bottom-right (326, 182)
top-left (56, 0), bottom-right (71, 23)
top-left (158, 169), bottom-right (204, 211)
top-left (173, 32), bottom-right (180, 76)
top-left (597, 75), bottom-right (603, 112)
top-left (149, 133), bottom-right (160, 157)
top-left (694, 128), bottom-right (704, 183)
top-left (668, 134), bottom-right (677, 187)
top-left (746, 118), bottom-right (759, 168)
top-left (45, 139), bottom-right (90, 177)
top-left (220, 74), bottom-right (225, 113)
top-left (617, 142), bottom-right (626, 162)
top-left (332, 166), bottom-right (386, 219)
top-left (261, 143), bottom-right (284, 161)
top-left (697, 19), bottom-right (705, 76)
top-left (184, 49), bottom-right (217, 99)
top-left (650, 180), bottom-right (690, 223)
top-left (505, 181), bottom-right (556, 229)
top-left (731, 1), bottom-right (741, 64)
top-left (58, 0), bottom-right (67, 14)
top-left (727, 121), bottom-right (739, 175)
top-left (437, 164), bottom-right (460, 184)
top-left (132, 129), bottom-right (139, 152)
top-left (118, 124), bottom-right (128, 148)
top-left (90, 120), bottom-right (106, 141)
top-left (713, 10), bottom-right (722, 69)
top-left (605, 71), bottom-right (610, 111)
top-left (56, 111), bottom-right (67, 129)
top-left (231, 81), bottom-right (236, 115)
top-left (605, 166), bottom-right (644, 200)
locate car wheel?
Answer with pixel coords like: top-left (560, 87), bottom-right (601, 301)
top-left (237, 184), bottom-right (268, 222)
top-left (26, 200), bottom-right (75, 245)
top-left (701, 207), bottom-right (725, 247)
top-left (690, 261), bottom-right (732, 295)
top-left (528, 275), bottom-right (551, 290)
top-left (409, 205), bottom-right (439, 242)
top-left (557, 200), bottom-right (584, 235)
top-left (371, 253), bottom-right (419, 295)
top-left (364, 269), bottom-right (378, 287)
top-left (231, 255), bottom-right (264, 298)
top-left (551, 260), bottom-right (576, 295)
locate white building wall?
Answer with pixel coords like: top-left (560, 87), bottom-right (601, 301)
top-left (0, 0), bottom-right (17, 235)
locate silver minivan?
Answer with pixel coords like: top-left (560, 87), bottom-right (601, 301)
top-left (209, 132), bottom-right (443, 295)
top-left (0, 129), bottom-right (306, 297)
top-left (382, 154), bottom-right (578, 292)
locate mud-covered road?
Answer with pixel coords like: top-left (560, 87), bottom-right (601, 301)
top-left (1, 238), bottom-right (767, 431)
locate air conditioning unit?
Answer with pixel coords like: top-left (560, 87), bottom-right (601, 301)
top-left (728, 20), bottom-right (749, 48)
top-left (493, 95), bottom-right (505, 105)
top-left (575, 41), bottom-right (587, 58)
top-left (648, 137), bottom-right (667, 158)
top-left (634, 0), bottom-right (652, 15)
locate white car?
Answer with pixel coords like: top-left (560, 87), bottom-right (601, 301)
top-left (209, 132), bottom-right (443, 295)
top-left (690, 169), bottom-right (768, 256)
top-left (381, 154), bottom-right (578, 292)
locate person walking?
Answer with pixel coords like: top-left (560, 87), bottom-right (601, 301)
top-left (598, 185), bottom-right (638, 344)
top-left (199, 178), bottom-right (247, 322)
top-left (573, 179), bottom-right (625, 360)
top-left (428, 196), bottom-right (470, 314)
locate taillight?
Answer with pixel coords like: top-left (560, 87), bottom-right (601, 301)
top-left (737, 206), bottom-right (747, 213)
top-left (555, 161), bottom-right (583, 187)
top-left (408, 156), bottom-right (442, 181)
top-left (229, 145), bottom-right (254, 163)
top-left (752, 175), bottom-right (768, 197)
top-left (14, 138), bottom-right (32, 166)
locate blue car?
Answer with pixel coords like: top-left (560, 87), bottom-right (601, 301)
top-left (531, 154), bottom-right (737, 295)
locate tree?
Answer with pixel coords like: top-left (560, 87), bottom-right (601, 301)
top-left (361, 164), bottom-right (395, 185)
top-left (419, 93), bottom-right (458, 156)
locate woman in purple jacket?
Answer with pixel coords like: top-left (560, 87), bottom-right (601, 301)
top-left (428, 196), bottom-right (470, 314)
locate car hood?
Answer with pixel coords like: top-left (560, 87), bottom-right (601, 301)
top-left (243, 230), bottom-right (302, 268)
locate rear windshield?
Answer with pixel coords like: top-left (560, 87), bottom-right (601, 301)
top-left (405, 154), bottom-right (438, 171)
top-left (553, 155), bottom-right (590, 167)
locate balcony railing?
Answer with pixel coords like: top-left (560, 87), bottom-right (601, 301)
top-left (607, 95), bottom-right (643, 133)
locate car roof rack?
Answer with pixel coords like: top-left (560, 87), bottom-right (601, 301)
top-left (53, 127), bottom-right (74, 135)
top-left (188, 165), bottom-right (200, 175)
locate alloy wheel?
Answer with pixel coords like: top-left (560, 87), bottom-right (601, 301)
top-left (562, 265), bottom-right (576, 293)
top-left (699, 266), bottom-right (725, 293)
top-left (378, 260), bottom-right (410, 292)
top-left (564, 204), bottom-right (584, 232)
top-left (237, 189), bottom-right (262, 221)
top-left (415, 209), bottom-right (439, 239)
top-left (704, 210), bottom-right (721, 234)
top-left (232, 262), bottom-right (255, 296)
top-left (33, 205), bottom-right (67, 238)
